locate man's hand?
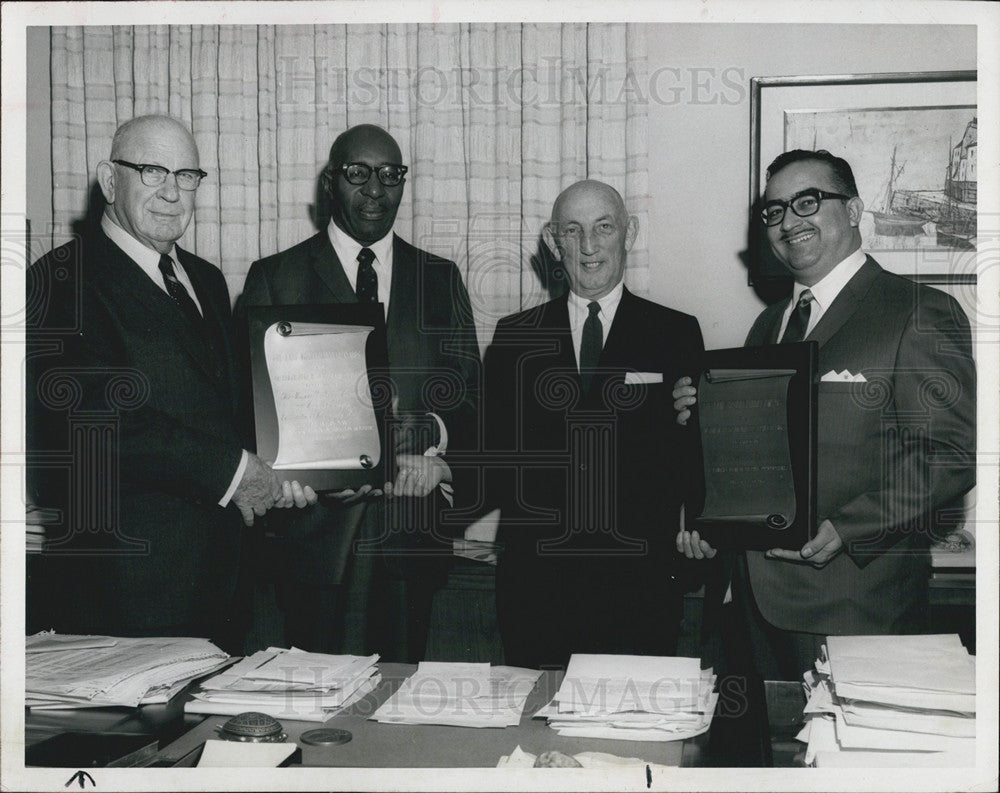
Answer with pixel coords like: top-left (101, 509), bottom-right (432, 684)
top-left (276, 480), bottom-right (318, 509)
top-left (326, 484), bottom-right (382, 505)
top-left (386, 453), bottom-right (451, 498)
top-left (676, 528), bottom-right (717, 560)
top-left (672, 376), bottom-right (697, 426)
top-left (765, 519), bottom-right (843, 567)
top-left (231, 453), bottom-right (283, 526)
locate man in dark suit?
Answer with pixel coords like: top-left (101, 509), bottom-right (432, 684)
top-left (241, 124), bottom-right (480, 659)
top-left (26, 115), bottom-right (313, 653)
top-left (484, 180), bottom-right (704, 669)
top-left (675, 150), bottom-right (976, 679)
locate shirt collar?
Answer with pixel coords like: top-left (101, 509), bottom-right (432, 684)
top-left (327, 219), bottom-right (393, 266)
top-left (567, 280), bottom-right (625, 326)
top-left (792, 247), bottom-right (867, 313)
top-left (101, 212), bottom-right (177, 268)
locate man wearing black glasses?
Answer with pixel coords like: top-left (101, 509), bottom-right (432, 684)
top-left (242, 125), bottom-right (480, 659)
top-left (26, 115), bottom-right (313, 652)
top-left (674, 149), bottom-right (975, 680)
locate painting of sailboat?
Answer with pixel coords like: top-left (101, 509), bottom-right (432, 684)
top-left (785, 106), bottom-right (977, 252)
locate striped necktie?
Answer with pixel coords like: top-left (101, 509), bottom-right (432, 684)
top-left (158, 254), bottom-right (203, 327)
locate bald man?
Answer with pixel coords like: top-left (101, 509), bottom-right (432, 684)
top-left (483, 180), bottom-right (705, 668)
top-left (242, 124), bottom-right (480, 659)
top-left (26, 115), bottom-right (313, 651)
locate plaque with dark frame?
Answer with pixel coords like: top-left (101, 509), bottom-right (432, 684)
top-left (247, 304), bottom-right (390, 493)
top-left (689, 341), bottom-right (817, 550)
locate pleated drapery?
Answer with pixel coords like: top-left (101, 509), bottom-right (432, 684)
top-left (49, 24), bottom-right (648, 346)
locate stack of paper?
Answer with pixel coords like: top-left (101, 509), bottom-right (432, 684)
top-left (798, 634), bottom-right (976, 766)
top-left (534, 654), bottom-right (717, 742)
top-left (185, 647), bottom-right (380, 722)
top-left (371, 662), bottom-right (542, 727)
top-left (26, 632), bottom-right (231, 708)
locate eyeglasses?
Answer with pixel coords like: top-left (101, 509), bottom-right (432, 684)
top-left (339, 162), bottom-right (408, 187)
top-left (113, 160), bottom-right (208, 191)
top-left (761, 188), bottom-right (850, 226)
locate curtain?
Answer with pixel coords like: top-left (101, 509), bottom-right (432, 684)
top-left (50, 24), bottom-right (648, 347)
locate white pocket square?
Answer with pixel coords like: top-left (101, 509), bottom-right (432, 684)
top-left (624, 371), bottom-right (663, 385)
top-left (821, 369), bottom-right (867, 383)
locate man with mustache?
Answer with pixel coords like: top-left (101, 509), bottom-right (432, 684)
top-left (674, 149), bottom-right (976, 679)
top-left (26, 115), bottom-right (313, 652)
top-left (242, 124), bottom-right (480, 659)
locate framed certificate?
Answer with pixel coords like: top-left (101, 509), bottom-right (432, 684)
top-left (247, 304), bottom-right (390, 492)
top-left (689, 341), bottom-right (818, 550)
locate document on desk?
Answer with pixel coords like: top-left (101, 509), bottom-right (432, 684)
top-left (371, 662), bottom-right (542, 728)
top-left (25, 634), bottom-right (230, 708)
top-left (797, 634), bottom-right (976, 766)
top-left (186, 647), bottom-right (381, 722)
top-left (537, 655), bottom-right (717, 742)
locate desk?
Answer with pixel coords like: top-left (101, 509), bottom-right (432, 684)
top-left (155, 664), bottom-right (686, 767)
top-left (26, 667), bottom-right (805, 769)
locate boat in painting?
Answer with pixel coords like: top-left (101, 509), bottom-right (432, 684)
top-left (880, 118), bottom-right (977, 249)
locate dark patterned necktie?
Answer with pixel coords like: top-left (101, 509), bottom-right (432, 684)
top-left (158, 254), bottom-right (203, 326)
top-left (580, 300), bottom-right (603, 391)
top-left (356, 247), bottom-right (378, 303)
top-left (780, 288), bottom-right (814, 343)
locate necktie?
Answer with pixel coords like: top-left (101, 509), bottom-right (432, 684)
top-left (158, 254), bottom-right (203, 327)
top-left (580, 301), bottom-right (603, 391)
top-left (356, 247), bottom-right (378, 303)
top-left (780, 289), bottom-right (814, 344)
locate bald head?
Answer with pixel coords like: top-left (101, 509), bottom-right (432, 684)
top-left (551, 180), bottom-right (628, 225)
top-left (324, 124), bottom-right (407, 245)
top-left (545, 180), bottom-right (637, 301)
top-left (328, 124), bottom-right (402, 169)
top-left (97, 115), bottom-right (201, 254)
top-left (109, 115), bottom-right (198, 163)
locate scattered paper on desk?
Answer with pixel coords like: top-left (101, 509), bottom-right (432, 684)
top-left (538, 654), bottom-right (716, 742)
top-left (371, 662), bottom-right (542, 728)
top-left (497, 744), bottom-right (676, 770)
top-left (198, 739), bottom-right (297, 768)
top-left (25, 634), bottom-right (231, 709)
top-left (797, 634), bottom-right (975, 766)
top-left (186, 647), bottom-right (380, 722)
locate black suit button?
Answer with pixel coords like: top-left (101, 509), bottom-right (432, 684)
top-left (580, 464), bottom-right (587, 471)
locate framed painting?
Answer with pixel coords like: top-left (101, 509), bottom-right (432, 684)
top-left (750, 71), bottom-right (977, 285)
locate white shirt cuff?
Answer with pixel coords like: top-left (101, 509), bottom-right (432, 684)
top-left (219, 450), bottom-right (249, 507)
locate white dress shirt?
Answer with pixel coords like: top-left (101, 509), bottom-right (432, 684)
top-left (777, 248), bottom-right (867, 340)
top-left (567, 281), bottom-right (624, 368)
top-left (327, 220), bottom-right (393, 316)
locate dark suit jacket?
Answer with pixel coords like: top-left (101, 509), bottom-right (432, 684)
top-left (240, 231), bottom-right (481, 586)
top-left (742, 257), bottom-right (975, 635)
top-left (484, 288), bottom-right (704, 663)
top-left (26, 228), bottom-right (246, 642)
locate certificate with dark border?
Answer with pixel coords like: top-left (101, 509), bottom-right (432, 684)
top-left (247, 304), bottom-right (390, 492)
top-left (689, 341), bottom-right (818, 550)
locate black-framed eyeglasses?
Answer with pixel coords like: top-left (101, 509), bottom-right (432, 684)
top-left (339, 162), bottom-right (408, 187)
top-left (113, 160), bottom-right (208, 191)
top-left (761, 188), bottom-right (850, 226)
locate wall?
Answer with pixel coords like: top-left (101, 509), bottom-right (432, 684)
top-left (26, 22), bottom-right (977, 338)
top-left (644, 23), bottom-right (976, 350)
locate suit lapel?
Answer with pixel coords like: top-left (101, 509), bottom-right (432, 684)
top-left (547, 294), bottom-right (578, 373)
top-left (179, 249), bottom-right (236, 395)
top-left (309, 232), bottom-right (358, 304)
top-left (386, 235), bottom-right (413, 354)
top-left (599, 287), bottom-right (637, 368)
top-left (807, 257), bottom-right (881, 348)
top-left (93, 233), bottom-right (221, 384)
